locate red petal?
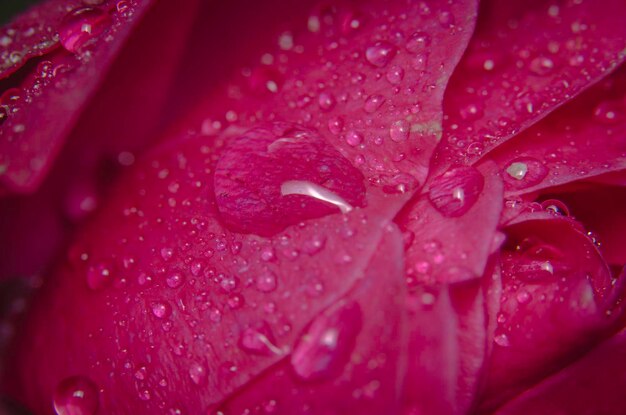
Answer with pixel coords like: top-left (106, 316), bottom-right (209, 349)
top-left (398, 161), bottom-right (503, 285)
top-left (216, 228), bottom-right (407, 414)
top-left (480, 215), bottom-right (625, 411)
top-left (433, 0), bottom-right (626, 171)
top-left (495, 326), bottom-right (626, 415)
top-left (172, 0), bottom-right (477, 189)
top-left (2, 129), bottom-right (403, 413)
top-left (0, 0), bottom-right (200, 278)
top-left (0, 0), bottom-right (199, 194)
top-left (491, 64), bottom-right (626, 195)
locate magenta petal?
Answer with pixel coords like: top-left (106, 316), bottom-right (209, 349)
top-left (216, 228), bottom-right (407, 414)
top-left (480, 215), bottom-right (624, 411)
top-left (398, 161), bottom-right (503, 285)
top-left (495, 326), bottom-right (626, 415)
top-left (3, 127), bottom-right (404, 413)
top-left (491, 65), bottom-right (626, 195)
top-left (174, 0), bottom-right (477, 189)
top-left (434, 0), bottom-right (626, 171)
top-left (0, 0), bottom-right (195, 193)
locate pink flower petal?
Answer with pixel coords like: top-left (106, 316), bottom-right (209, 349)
top-left (2, 129), bottom-right (404, 413)
top-left (0, 0), bottom-right (199, 194)
top-left (491, 64), bottom-right (626, 195)
top-left (172, 0), bottom-right (478, 189)
top-left (495, 326), bottom-right (626, 415)
top-left (398, 161), bottom-right (503, 285)
top-left (0, 0), bottom-right (200, 278)
top-left (479, 215), bottom-right (625, 411)
top-left (433, 0), bottom-right (626, 171)
top-left (215, 228), bottom-right (407, 414)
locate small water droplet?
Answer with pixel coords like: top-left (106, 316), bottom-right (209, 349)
top-left (364, 94), bottom-right (386, 113)
top-left (240, 323), bottom-right (284, 356)
top-left (291, 301), bottom-right (362, 381)
top-left (151, 301), bottom-right (172, 319)
top-left (503, 158), bottom-right (548, 189)
top-left (256, 271), bottom-right (278, 293)
top-left (593, 101), bottom-right (624, 125)
top-left (494, 333), bottom-right (511, 347)
top-left (389, 120), bottom-right (410, 142)
top-left (345, 130), bottom-right (364, 146)
top-left (318, 91), bottom-right (336, 111)
top-left (166, 272), bottom-right (184, 289)
top-left (58, 7), bottom-right (112, 53)
top-left (86, 261), bottom-right (113, 290)
top-left (189, 362), bottom-right (207, 385)
top-left (385, 65), bottom-right (404, 84)
top-left (365, 41), bottom-right (397, 67)
top-left (428, 167), bottom-right (484, 217)
top-left (406, 32), bottom-right (430, 54)
top-left (529, 56), bottom-right (554, 75)
top-left (53, 376), bottom-right (99, 415)
top-left (328, 117), bottom-right (344, 134)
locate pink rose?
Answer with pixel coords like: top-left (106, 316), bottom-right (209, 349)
top-left (0, 0), bottom-right (625, 414)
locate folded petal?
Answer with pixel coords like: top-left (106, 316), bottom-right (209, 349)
top-left (490, 64), bottom-right (626, 195)
top-left (215, 228), bottom-right (407, 414)
top-left (479, 215), bottom-right (625, 411)
top-left (434, 0), bottom-right (626, 171)
top-left (2, 118), bottom-right (405, 413)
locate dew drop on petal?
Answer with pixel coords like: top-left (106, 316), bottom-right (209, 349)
top-left (365, 41), bottom-right (397, 67)
top-left (290, 301), bottom-right (362, 381)
top-left (58, 7), bottom-right (112, 53)
top-left (428, 167), bottom-right (484, 217)
top-left (53, 376), bottom-right (99, 415)
top-left (389, 120), bottom-right (410, 142)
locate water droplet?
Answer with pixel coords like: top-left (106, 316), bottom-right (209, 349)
top-left (364, 94), bottom-right (385, 113)
top-left (345, 130), bottom-right (363, 147)
top-left (256, 271), bottom-right (278, 293)
top-left (505, 162), bottom-right (528, 180)
top-left (389, 120), bottom-right (410, 142)
top-left (240, 323), bottom-right (285, 356)
top-left (385, 65), bottom-right (404, 84)
top-left (53, 376), bottom-right (99, 415)
top-left (302, 234), bottom-right (327, 255)
top-left (541, 199), bottom-right (570, 216)
top-left (494, 333), bottom-right (511, 347)
top-left (318, 92), bottom-right (336, 111)
top-left (281, 180), bottom-right (354, 214)
top-left (516, 290), bottom-right (531, 304)
top-left (365, 41), bottom-right (397, 67)
top-left (328, 116), bottom-right (344, 134)
top-left (459, 102), bottom-right (484, 121)
top-left (189, 362), bottom-right (207, 385)
top-left (160, 247), bottom-right (174, 261)
top-left (0, 106), bottom-right (8, 126)
top-left (291, 301), bottom-right (362, 381)
top-left (86, 261), bottom-right (113, 290)
top-left (166, 272), bottom-right (184, 289)
top-left (593, 101), bottom-right (624, 125)
top-left (529, 56), bottom-right (554, 75)
top-left (406, 32), bottom-right (430, 54)
top-left (503, 158), bottom-right (548, 190)
top-left (428, 167), bottom-right (484, 217)
top-left (58, 7), bottom-right (112, 53)
top-left (151, 301), bottom-right (172, 319)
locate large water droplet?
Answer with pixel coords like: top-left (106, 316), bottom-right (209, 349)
top-left (428, 167), bottom-right (484, 217)
top-left (214, 123), bottom-right (365, 236)
top-left (365, 41), bottom-right (397, 67)
top-left (290, 301), bottom-right (362, 381)
top-left (256, 270), bottom-right (278, 293)
top-left (58, 7), bottom-right (112, 53)
top-left (406, 32), bottom-right (431, 54)
top-left (53, 376), bottom-right (99, 415)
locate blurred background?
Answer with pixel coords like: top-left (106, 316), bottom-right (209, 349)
top-left (0, 0), bottom-right (41, 24)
